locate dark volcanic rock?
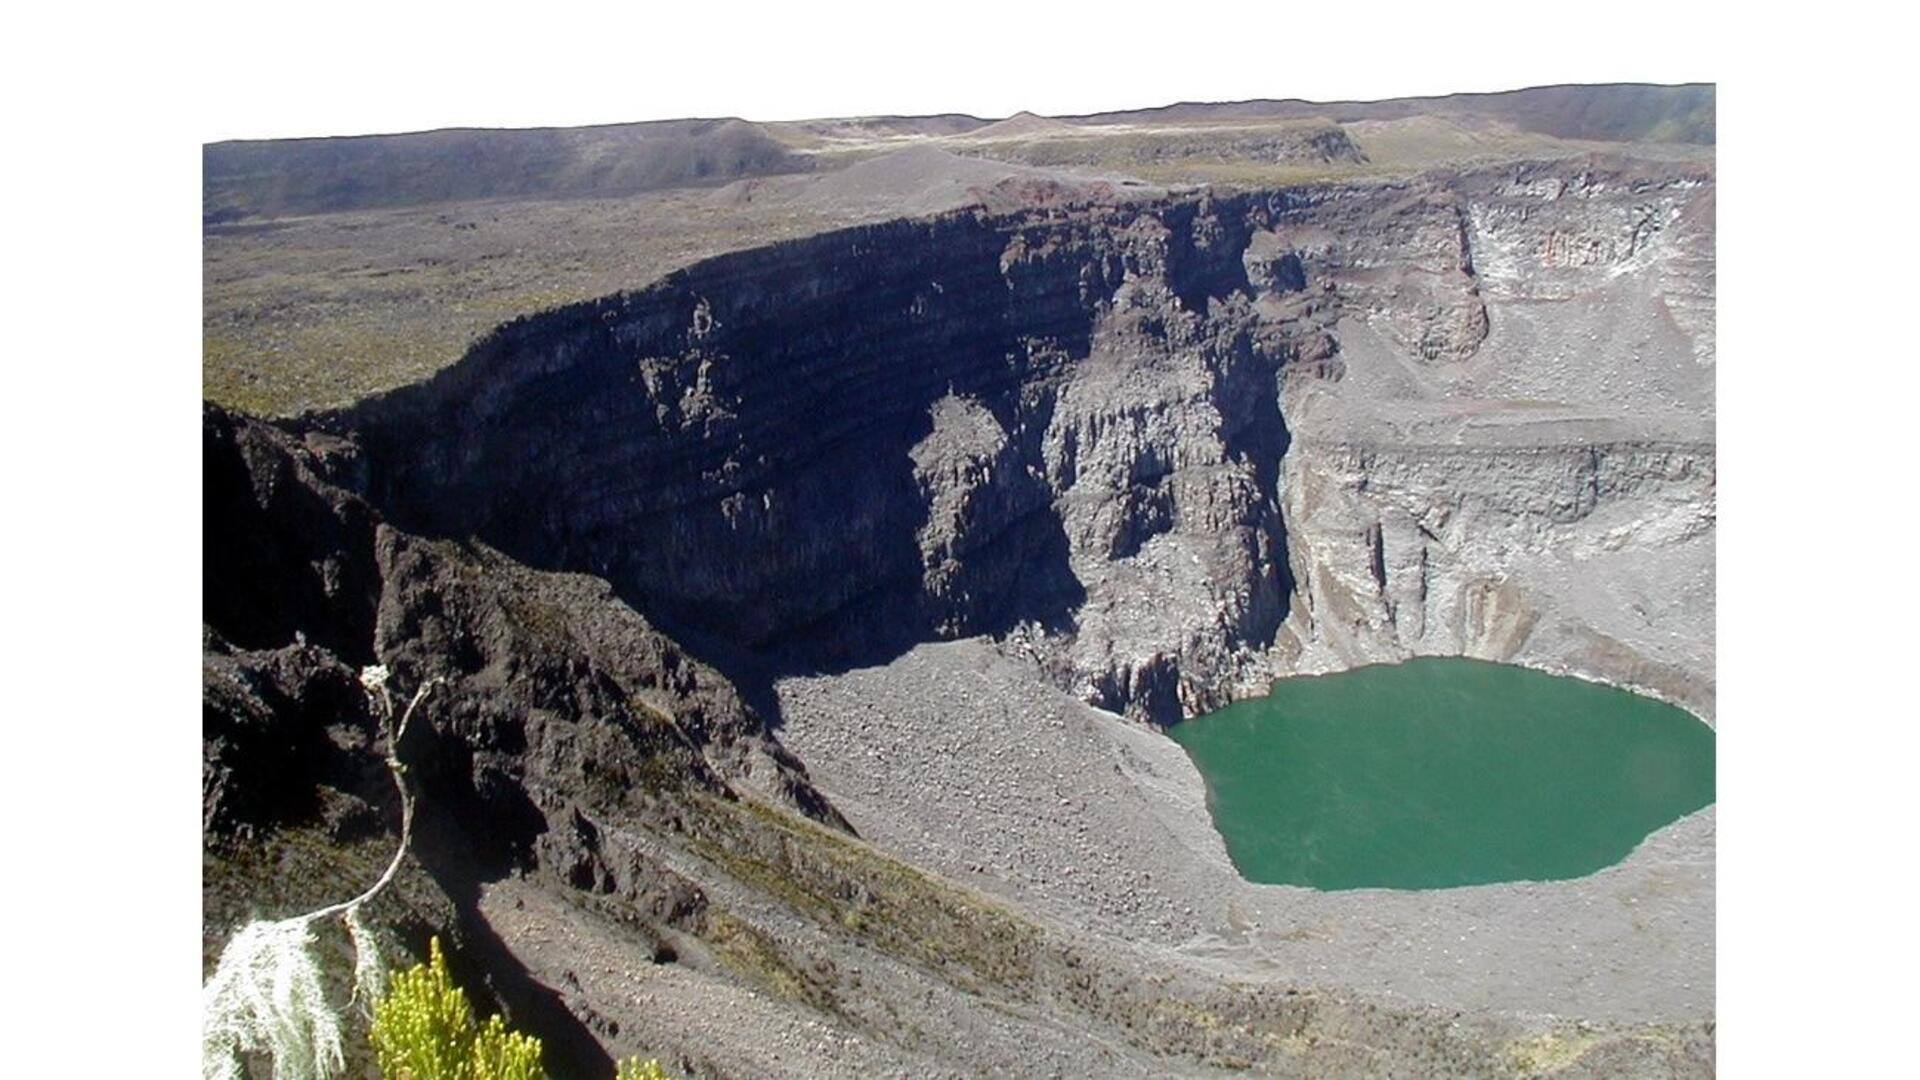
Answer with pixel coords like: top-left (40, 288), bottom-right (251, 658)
top-left (203, 406), bottom-right (380, 659)
top-left (337, 195), bottom-right (1305, 719)
top-left (203, 402), bottom-right (834, 834)
top-left (201, 403), bottom-right (844, 1031)
top-left (202, 633), bottom-right (378, 834)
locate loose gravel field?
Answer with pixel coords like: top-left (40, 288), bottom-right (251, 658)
top-left (774, 638), bottom-right (1715, 1025)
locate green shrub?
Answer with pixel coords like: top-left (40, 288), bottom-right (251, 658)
top-left (205, 667), bottom-right (675, 1080)
top-left (372, 936), bottom-right (671, 1080)
top-left (371, 937), bottom-right (543, 1080)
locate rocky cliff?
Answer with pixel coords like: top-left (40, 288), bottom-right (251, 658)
top-left (335, 157), bottom-right (1715, 722)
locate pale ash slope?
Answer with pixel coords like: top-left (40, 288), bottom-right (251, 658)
top-left (241, 155), bottom-right (1714, 1074)
top-left (205, 91), bottom-right (1716, 1078)
top-left (775, 638), bottom-right (1713, 1026)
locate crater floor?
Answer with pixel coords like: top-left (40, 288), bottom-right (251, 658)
top-left (774, 638), bottom-right (1714, 1024)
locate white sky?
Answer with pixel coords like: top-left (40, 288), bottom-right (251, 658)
top-left (194, 1), bottom-right (1723, 141)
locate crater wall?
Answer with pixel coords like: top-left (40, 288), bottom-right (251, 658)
top-left (341, 159), bottom-right (1716, 721)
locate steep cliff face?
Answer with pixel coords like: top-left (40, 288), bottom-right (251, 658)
top-left (342, 195), bottom-right (1291, 720)
top-left (204, 404), bottom-right (857, 1071)
top-left (339, 158), bottom-right (1714, 721)
top-left (1270, 163), bottom-right (1718, 716)
top-left (1276, 439), bottom-right (1716, 715)
top-left (202, 403), bottom-right (843, 931)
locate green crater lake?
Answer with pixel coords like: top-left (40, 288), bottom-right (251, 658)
top-left (1168, 658), bottom-right (1715, 890)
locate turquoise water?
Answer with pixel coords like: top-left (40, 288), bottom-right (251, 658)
top-left (1168, 658), bottom-right (1715, 890)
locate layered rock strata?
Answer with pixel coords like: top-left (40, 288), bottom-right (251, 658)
top-left (337, 158), bottom-right (1714, 722)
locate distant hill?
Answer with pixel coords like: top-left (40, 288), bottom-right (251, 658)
top-left (204, 84), bottom-right (1710, 223)
top-left (964, 111), bottom-right (1083, 139)
top-left (1065, 83), bottom-right (1714, 145)
top-left (204, 117), bottom-right (808, 221)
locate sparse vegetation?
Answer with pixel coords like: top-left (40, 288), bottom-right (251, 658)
top-left (683, 792), bottom-right (1045, 998)
top-left (614, 1057), bottom-right (672, 1080)
top-left (202, 190), bottom-right (882, 416)
top-left (201, 87), bottom-right (1717, 1077)
top-left (371, 936), bottom-right (674, 1080)
top-left (203, 660), bottom-right (679, 1080)
top-left (201, 94), bottom-right (1709, 418)
top-left (372, 937), bottom-right (544, 1080)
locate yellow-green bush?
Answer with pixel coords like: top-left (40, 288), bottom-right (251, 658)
top-left (372, 937), bottom-right (543, 1080)
top-left (614, 1059), bottom-right (669, 1080)
top-left (372, 936), bottom-right (671, 1080)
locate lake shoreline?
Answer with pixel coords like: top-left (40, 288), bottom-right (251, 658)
top-left (1170, 657), bottom-right (1716, 890)
top-left (773, 637), bottom-right (1715, 1026)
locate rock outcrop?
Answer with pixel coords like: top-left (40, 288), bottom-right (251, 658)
top-left (338, 194), bottom-right (1290, 720)
top-left (204, 404), bottom-right (829, 837)
top-left (1277, 438), bottom-right (1716, 715)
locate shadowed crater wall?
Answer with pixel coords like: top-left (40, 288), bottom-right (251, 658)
top-left (337, 159), bottom-right (1716, 722)
top-left (340, 194), bottom-right (1305, 720)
